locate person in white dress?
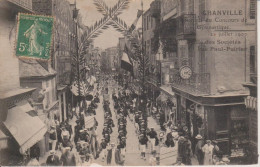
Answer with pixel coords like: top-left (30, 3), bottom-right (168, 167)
top-left (202, 140), bottom-right (214, 165)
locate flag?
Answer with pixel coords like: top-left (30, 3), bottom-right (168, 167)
top-left (121, 45), bottom-right (134, 76)
top-left (128, 9), bottom-right (143, 33)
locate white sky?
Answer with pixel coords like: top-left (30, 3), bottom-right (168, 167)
top-left (69, 0), bottom-right (153, 49)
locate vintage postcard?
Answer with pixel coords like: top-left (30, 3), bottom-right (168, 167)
top-left (0, 0), bottom-right (258, 166)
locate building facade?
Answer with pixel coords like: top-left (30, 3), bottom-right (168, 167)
top-left (105, 46), bottom-right (119, 72)
top-left (0, 0), bottom-right (47, 165)
top-left (32, 0), bottom-right (78, 122)
top-left (149, 0), bottom-right (257, 161)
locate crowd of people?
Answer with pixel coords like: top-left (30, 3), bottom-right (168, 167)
top-left (26, 75), bottom-right (230, 166)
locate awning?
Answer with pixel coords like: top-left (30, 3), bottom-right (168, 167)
top-left (4, 102), bottom-right (47, 154)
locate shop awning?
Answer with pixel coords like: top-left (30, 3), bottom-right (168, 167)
top-left (3, 102), bottom-right (47, 154)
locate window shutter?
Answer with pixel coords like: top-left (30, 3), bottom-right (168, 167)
top-left (250, 0), bottom-right (256, 19)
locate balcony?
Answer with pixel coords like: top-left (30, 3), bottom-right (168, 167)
top-left (176, 14), bottom-right (196, 40)
top-left (150, 0), bottom-right (161, 18)
top-left (170, 69), bottom-right (210, 95)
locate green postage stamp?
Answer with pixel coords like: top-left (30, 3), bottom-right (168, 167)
top-left (16, 13), bottom-right (54, 60)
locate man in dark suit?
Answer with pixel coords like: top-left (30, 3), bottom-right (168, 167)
top-left (46, 150), bottom-right (60, 166)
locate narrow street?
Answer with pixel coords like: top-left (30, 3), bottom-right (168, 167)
top-left (0, 0), bottom-right (257, 166)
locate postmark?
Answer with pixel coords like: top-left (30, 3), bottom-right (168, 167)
top-left (16, 13), bottom-right (54, 60)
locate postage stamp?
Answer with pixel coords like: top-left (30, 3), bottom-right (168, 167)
top-left (16, 13), bottom-right (54, 60)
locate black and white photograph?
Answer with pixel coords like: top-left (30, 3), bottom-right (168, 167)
top-left (0, 0), bottom-right (258, 166)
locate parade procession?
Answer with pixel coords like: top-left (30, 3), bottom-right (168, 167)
top-left (0, 0), bottom-right (258, 166)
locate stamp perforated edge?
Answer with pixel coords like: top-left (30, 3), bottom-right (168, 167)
top-left (15, 12), bottom-right (55, 63)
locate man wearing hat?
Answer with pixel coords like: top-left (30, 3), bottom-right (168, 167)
top-left (46, 150), bottom-right (60, 166)
top-left (212, 140), bottom-right (221, 158)
top-left (106, 143), bottom-right (116, 165)
top-left (147, 127), bottom-right (158, 152)
top-left (202, 140), bottom-right (214, 165)
top-left (104, 133), bottom-right (110, 143)
top-left (49, 125), bottom-right (57, 151)
top-left (60, 147), bottom-right (76, 166)
top-left (139, 133), bottom-right (148, 160)
top-left (115, 145), bottom-right (125, 166)
top-left (194, 134), bottom-right (204, 165)
top-left (74, 120), bottom-right (81, 145)
top-left (100, 138), bottom-right (108, 161)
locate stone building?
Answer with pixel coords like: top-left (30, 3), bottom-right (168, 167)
top-left (32, 0), bottom-right (78, 122)
top-left (0, 0), bottom-right (47, 165)
top-left (149, 0), bottom-right (257, 160)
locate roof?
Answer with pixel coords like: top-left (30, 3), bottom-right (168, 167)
top-left (19, 59), bottom-right (56, 78)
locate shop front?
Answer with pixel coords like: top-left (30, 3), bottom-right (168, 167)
top-left (206, 104), bottom-right (249, 164)
top-left (173, 86), bottom-right (248, 160)
top-left (3, 101), bottom-right (47, 163)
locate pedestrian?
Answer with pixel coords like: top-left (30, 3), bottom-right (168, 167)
top-left (212, 140), bottom-right (221, 158)
top-left (149, 150), bottom-right (157, 166)
top-left (202, 140), bottom-right (214, 165)
top-left (106, 143), bottom-right (116, 166)
top-left (183, 135), bottom-right (192, 165)
top-left (74, 120), bottom-right (81, 145)
top-left (165, 129), bottom-right (175, 147)
top-left (60, 147), bottom-right (76, 166)
top-left (100, 139), bottom-right (107, 162)
top-left (194, 134), bottom-right (204, 165)
top-left (46, 150), bottom-right (60, 166)
top-left (61, 126), bottom-right (70, 141)
top-left (49, 125), bottom-right (57, 151)
top-left (115, 145), bottom-right (124, 166)
top-left (30, 144), bottom-right (40, 161)
top-left (147, 127), bottom-right (158, 152)
top-left (139, 134), bottom-right (148, 160)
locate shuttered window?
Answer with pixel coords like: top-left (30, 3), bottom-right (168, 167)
top-left (199, 0), bottom-right (205, 20)
top-left (199, 44), bottom-right (206, 74)
top-left (250, 46), bottom-right (256, 73)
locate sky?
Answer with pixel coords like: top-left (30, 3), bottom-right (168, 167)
top-left (69, 0), bottom-right (153, 49)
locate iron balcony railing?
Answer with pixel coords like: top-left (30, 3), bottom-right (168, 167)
top-left (170, 69), bottom-right (210, 95)
top-left (176, 14), bottom-right (196, 36)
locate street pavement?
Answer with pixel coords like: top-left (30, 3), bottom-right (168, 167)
top-left (38, 80), bottom-right (199, 166)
